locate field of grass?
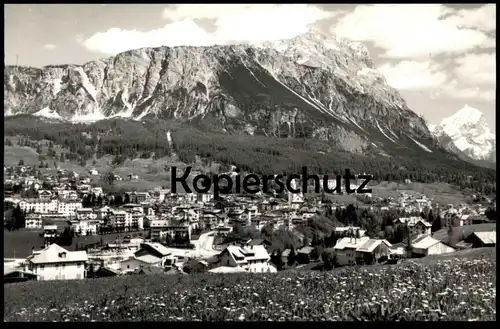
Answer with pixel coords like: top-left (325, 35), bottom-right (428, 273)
top-left (4, 248), bottom-right (496, 321)
top-left (3, 230), bottom-right (147, 258)
top-left (3, 230), bottom-right (44, 258)
top-left (432, 223), bottom-right (497, 244)
top-left (4, 146), bottom-right (40, 167)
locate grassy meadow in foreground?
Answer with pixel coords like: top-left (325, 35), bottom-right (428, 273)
top-left (4, 248), bottom-right (496, 321)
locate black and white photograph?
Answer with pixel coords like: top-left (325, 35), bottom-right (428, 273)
top-left (3, 3), bottom-right (496, 321)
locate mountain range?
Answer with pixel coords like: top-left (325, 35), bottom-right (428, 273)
top-left (3, 30), bottom-right (494, 168)
top-left (429, 105), bottom-right (496, 165)
top-left (4, 30), bottom-right (439, 157)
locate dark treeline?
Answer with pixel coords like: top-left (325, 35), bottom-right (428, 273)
top-left (173, 127), bottom-right (496, 194)
top-left (4, 116), bottom-right (496, 194)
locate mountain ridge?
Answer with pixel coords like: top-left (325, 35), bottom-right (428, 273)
top-left (4, 31), bottom-right (441, 159)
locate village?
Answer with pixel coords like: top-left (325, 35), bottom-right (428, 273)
top-left (3, 163), bottom-right (497, 283)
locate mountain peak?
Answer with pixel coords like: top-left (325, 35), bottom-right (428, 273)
top-left (431, 105), bottom-right (495, 162)
top-left (294, 28), bottom-right (330, 41)
top-left (445, 105), bottom-right (484, 125)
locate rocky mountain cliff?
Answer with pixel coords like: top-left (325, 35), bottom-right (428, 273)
top-left (430, 105), bottom-right (496, 163)
top-left (5, 30), bottom-right (437, 156)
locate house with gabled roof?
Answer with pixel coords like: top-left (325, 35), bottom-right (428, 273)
top-left (410, 235), bottom-right (455, 257)
top-left (395, 217), bottom-right (432, 237)
top-left (355, 239), bottom-right (392, 265)
top-left (333, 236), bottom-right (371, 266)
top-left (134, 242), bottom-right (172, 267)
top-left (296, 246), bottom-right (315, 264)
top-left (25, 244), bottom-right (88, 280)
top-left (4, 268), bottom-right (40, 283)
top-left (216, 245), bottom-right (275, 273)
top-left (464, 231), bottom-right (496, 248)
top-left (37, 189), bottom-right (53, 200)
top-left (120, 255), bottom-right (163, 273)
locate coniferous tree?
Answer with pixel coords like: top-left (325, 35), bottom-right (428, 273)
top-left (96, 195), bottom-right (103, 207)
top-left (273, 249), bottom-right (284, 270)
top-left (287, 246), bottom-right (297, 266)
top-left (431, 215), bottom-right (442, 232)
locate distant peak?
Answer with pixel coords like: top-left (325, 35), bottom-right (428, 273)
top-left (441, 105), bottom-right (485, 127)
top-left (279, 28), bottom-right (335, 45)
top-left (455, 105), bottom-right (483, 120)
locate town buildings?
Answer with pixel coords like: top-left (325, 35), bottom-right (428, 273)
top-left (3, 162), bottom-right (493, 281)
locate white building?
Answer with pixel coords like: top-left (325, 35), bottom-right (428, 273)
top-left (74, 220), bottom-right (100, 236)
top-left (150, 219), bottom-right (190, 242)
top-left (95, 206), bottom-right (113, 222)
top-left (24, 214), bottom-right (43, 229)
top-left (25, 244), bottom-right (88, 280)
top-left (18, 199), bottom-right (83, 217)
top-left (110, 209), bottom-right (144, 230)
top-left (76, 208), bottom-right (97, 220)
top-left (410, 236), bottom-right (455, 257)
top-left (58, 200), bottom-right (83, 216)
top-left (217, 245), bottom-right (275, 273)
top-left (18, 199), bottom-right (58, 214)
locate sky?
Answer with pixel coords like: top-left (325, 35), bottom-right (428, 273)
top-left (4, 4), bottom-right (496, 130)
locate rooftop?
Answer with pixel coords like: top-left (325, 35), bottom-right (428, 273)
top-left (471, 231), bottom-right (496, 245)
top-left (356, 239), bottom-right (392, 253)
top-left (333, 236), bottom-right (371, 250)
top-left (411, 236), bottom-right (441, 249)
top-left (226, 245), bottom-right (270, 262)
top-left (28, 244), bottom-right (88, 264)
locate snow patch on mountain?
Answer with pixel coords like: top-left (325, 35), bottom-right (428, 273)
top-left (53, 78), bottom-right (62, 96)
top-left (75, 67), bottom-right (97, 102)
top-left (409, 136), bottom-right (432, 153)
top-left (34, 107), bottom-right (61, 119)
top-left (376, 120), bottom-right (398, 145)
top-left (70, 111), bottom-right (107, 123)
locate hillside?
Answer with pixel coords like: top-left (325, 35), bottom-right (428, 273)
top-left (4, 248), bottom-right (495, 321)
